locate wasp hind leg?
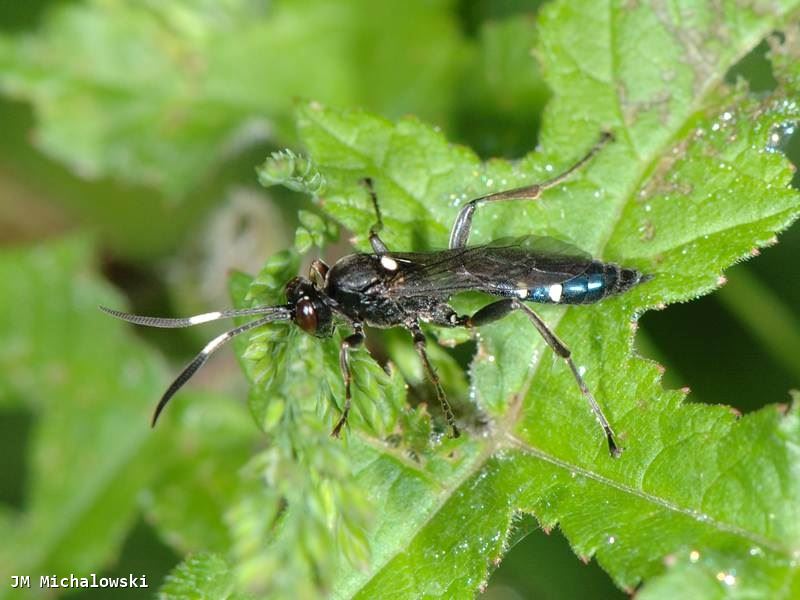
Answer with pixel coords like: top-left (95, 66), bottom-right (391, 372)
top-left (448, 132), bottom-right (613, 249)
top-left (468, 298), bottom-right (621, 457)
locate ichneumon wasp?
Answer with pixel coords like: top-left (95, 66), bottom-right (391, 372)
top-left (101, 132), bottom-right (649, 457)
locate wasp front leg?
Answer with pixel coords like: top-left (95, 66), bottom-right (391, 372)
top-left (331, 325), bottom-right (365, 437)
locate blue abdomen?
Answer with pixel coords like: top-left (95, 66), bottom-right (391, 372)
top-left (526, 262), bottom-right (641, 305)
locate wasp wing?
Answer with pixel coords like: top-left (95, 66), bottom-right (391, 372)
top-left (384, 235), bottom-right (594, 298)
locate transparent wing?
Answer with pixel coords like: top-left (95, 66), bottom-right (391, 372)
top-left (385, 235), bottom-right (595, 298)
top-left (487, 235), bottom-right (591, 259)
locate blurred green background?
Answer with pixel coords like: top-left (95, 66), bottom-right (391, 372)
top-left (0, 1), bottom-right (798, 598)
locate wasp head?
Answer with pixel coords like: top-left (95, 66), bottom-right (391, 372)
top-left (285, 277), bottom-right (334, 337)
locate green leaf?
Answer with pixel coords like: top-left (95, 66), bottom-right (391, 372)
top-left (220, 3), bottom-right (800, 598)
top-left (163, 4), bottom-right (800, 599)
top-left (0, 0), bottom-right (469, 198)
top-left (257, 150), bottom-right (326, 196)
top-left (218, 259), bottom-right (413, 597)
top-left (141, 392), bottom-right (259, 556)
top-left (160, 553), bottom-right (247, 600)
top-left (0, 236), bottom-right (262, 597)
top-left (0, 237), bottom-right (168, 595)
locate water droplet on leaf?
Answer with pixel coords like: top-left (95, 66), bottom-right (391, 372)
top-left (765, 121), bottom-right (797, 154)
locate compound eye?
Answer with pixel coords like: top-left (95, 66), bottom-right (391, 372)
top-left (295, 298), bottom-right (318, 333)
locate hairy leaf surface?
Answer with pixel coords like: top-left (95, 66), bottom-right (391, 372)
top-left (226, 2), bottom-right (800, 598)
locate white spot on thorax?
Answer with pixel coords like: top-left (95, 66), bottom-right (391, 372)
top-left (189, 311), bottom-right (223, 325)
top-left (380, 256), bottom-right (398, 271)
top-left (515, 289), bottom-right (527, 299)
top-left (548, 283), bottom-right (563, 303)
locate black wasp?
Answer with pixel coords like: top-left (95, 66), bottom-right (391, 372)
top-left (102, 132), bottom-right (648, 457)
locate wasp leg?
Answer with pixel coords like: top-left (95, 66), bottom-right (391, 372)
top-left (309, 259), bottom-right (330, 288)
top-left (449, 132), bottom-right (613, 249)
top-left (360, 177), bottom-right (390, 254)
top-left (331, 326), bottom-right (365, 437)
top-left (409, 324), bottom-right (460, 438)
top-left (468, 298), bottom-right (621, 457)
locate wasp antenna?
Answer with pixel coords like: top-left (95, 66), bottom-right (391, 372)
top-left (149, 310), bottom-right (292, 426)
top-left (99, 305), bottom-right (291, 329)
top-left (152, 351), bottom-right (208, 426)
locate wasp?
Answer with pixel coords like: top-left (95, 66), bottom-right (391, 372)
top-left (102, 132), bottom-right (648, 456)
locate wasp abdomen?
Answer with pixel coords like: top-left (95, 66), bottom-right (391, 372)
top-left (527, 263), bottom-right (644, 305)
